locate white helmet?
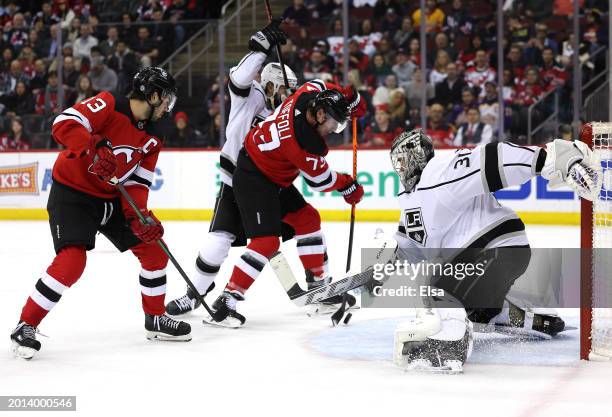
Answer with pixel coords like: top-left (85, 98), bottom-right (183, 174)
top-left (260, 62), bottom-right (298, 105)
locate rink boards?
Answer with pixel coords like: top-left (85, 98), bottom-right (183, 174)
top-left (0, 149), bottom-right (580, 224)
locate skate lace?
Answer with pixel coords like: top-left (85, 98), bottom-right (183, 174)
top-left (159, 315), bottom-right (180, 330)
top-left (19, 323), bottom-right (47, 339)
top-left (224, 293), bottom-right (238, 310)
top-left (176, 295), bottom-right (193, 311)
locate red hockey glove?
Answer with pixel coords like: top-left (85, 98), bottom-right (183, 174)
top-left (339, 180), bottom-right (364, 205)
top-left (339, 85), bottom-right (367, 118)
top-left (129, 210), bottom-right (164, 243)
top-left (89, 135), bottom-right (117, 182)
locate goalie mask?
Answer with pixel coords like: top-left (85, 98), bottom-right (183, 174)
top-left (390, 129), bottom-right (435, 192)
top-left (260, 62), bottom-right (298, 109)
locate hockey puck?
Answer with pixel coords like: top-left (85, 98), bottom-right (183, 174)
top-left (343, 313), bottom-right (353, 325)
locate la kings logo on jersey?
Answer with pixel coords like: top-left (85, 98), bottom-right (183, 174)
top-left (404, 208), bottom-right (427, 246)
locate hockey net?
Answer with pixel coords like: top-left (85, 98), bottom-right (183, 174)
top-left (581, 122), bottom-right (612, 360)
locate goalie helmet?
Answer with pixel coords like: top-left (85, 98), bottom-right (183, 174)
top-left (390, 129), bottom-right (435, 192)
top-left (260, 62), bottom-right (298, 108)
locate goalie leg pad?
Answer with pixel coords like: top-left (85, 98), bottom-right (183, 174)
top-left (393, 308), bottom-right (473, 372)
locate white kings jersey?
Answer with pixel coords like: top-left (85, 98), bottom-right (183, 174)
top-left (220, 51), bottom-right (272, 186)
top-left (396, 142), bottom-right (546, 258)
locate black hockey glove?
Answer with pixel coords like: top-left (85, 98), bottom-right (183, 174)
top-left (248, 18), bottom-right (287, 54)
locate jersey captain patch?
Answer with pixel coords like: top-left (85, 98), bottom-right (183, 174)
top-left (404, 208), bottom-right (427, 246)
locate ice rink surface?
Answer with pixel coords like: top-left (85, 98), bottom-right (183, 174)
top-left (1, 220), bottom-right (611, 417)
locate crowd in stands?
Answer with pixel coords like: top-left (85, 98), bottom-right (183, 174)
top-left (0, 0), bottom-right (216, 151)
top-left (0, 0), bottom-right (609, 151)
top-left (279, 0), bottom-right (608, 147)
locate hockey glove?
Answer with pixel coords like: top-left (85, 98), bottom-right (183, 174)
top-left (339, 85), bottom-right (366, 118)
top-left (339, 180), bottom-right (364, 205)
top-left (129, 210), bottom-right (164, 243)
top-left (248, 18), bottom-right (287, 54)
top-left (89, 135), bottom-right (117, 182)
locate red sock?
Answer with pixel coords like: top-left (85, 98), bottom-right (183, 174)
top-left (226, 236), bottom-right (279, 296)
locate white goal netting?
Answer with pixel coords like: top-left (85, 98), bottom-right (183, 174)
top-left (589, 123), bottom-right (612, 360)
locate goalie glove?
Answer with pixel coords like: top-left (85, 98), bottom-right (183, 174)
top-left (248, 18), bottom-right (287, 54)
top-left (541, 139), bottom-right (602, 201)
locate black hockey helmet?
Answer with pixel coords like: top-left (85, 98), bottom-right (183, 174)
top-left (310, 89), bottom-right (350, 133)
top-left (132, 66), bottom-right (177, 112)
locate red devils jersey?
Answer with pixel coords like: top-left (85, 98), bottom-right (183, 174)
top-left (51, 92), bottom-right (162, 211)
top-left (244, 80), bottom-right (357, 191)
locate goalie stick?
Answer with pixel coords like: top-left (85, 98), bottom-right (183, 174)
top-left (270, 251), bottom-right (374, 306)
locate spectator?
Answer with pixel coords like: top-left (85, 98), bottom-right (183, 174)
top-left (280, 39), bottom-right (303, 75)
top-left (119, 13), bottom-right (135, 42)
top-left (42, 24), bottom-right (61, 62)
top-left (62, 56), bottom-right (80, 89)
top-left (36, 2), bottom-right (60, 26)
top-left (392, 48), bottom-right (417, 87)
top-left (326, 18), bottom-right (345, 61)
top-left (457, 34), bottom-right (483, 67)
top-left (35, 70), bottom-right (63, 117)
top-left (346, 39), bottom-right (369, 74)
top-left (539, 46), bottom-right (567, 90)
top-left (354, 19), bottom-right (382, 57)
top-left (88, 47), bottom-right (118, 92)
top-left (88, 15), bottom-right (105, 41)
top-left (426, 103), bottom-right (453, 146)
top-left (56, 0), bottom-right (76, 30)
top-left (373, 0), bottom-right (403, 20)
top-left (429, 50), bottom-right (451, 85)
top-left (303, 47), bottom-right (333, 81)
top-left (407, 37), bottom-right (421, 66)
top-left (107, 40), bottom-right (140, 94)
top-left (403, 67), bottom-right (434, 109)
top-left (380, 8), bottom-right (402, 38)
top-left (453, 107), bottom-right (492, 146)
top-left (18, 45), bottom-right (36, 79)
top-left (99, 26), bottom-right (120, 59)
top-left (0, 48), bottom-right (14, 74)
top-left (0, 116), bottom-right (30, 151)
top-left (0, 60), bottom-right (28, 97)
top-left (502, 68), bottom-right (516, 102)
top-left (3, 81), bottom-right (35, 117)
top-left (464, 50), bottom-right (496, 97)
top-left (559, 124), bottom-right (573, 140)
top-left (393, 16), bottom-right (416, 49)
top-left (66, 17), bottom-right (81, 44)
top-left (508, 16), bottom-right (531, 46)
top-left (347, 69), bottom-right (374, 120)
top-left (479, 81), bottom-right (500, 127)
top-left (29, 59), bottom-right (48, 93)
top-left (131, 26), bottom-right (159, 67)
top-left (202, 112), bottom-right (222, 148)
top-left (444, 0), bottom-right (474, 40)
top-left (151, 8), bottom-right (175, 61)
top-left (372, 73), bottom-right (398, 106)
top-left (429, 32), bottom-right (456, 65)
top-left (312, 0), bottom-right (339, 21)
top-left (449, 86), bottom-right (477, 126)
top-left (71, 74), bottom-right (95, 105)
top-left (388, 88), bottom-right (409, 128)
top-left (4, 13), bottom-right (29, 54)
top-left (283, 0), bottom-right (310, 27)
top-left (513, 66), bottom-right (544, 107)
top-left (28, 29), bottom-right (47, 60)
top-left (363, 105), bottom-right (403, 147)
top-left (366, 53), bottom-right (392, 87)
top-left (73, 23), bottom-right (99, 60)
top-left (376, 36), bottom-right (395, 64)
top-left (167, 111), bottom-right (200, 148)
top-left (506, 44), bottom-right (527, 81)
top-left (434, 62), bottom-right (466, 109)
top-left (412, 0), bottom-right (445, 33)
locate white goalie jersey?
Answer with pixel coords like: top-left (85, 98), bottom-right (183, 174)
top-left (220, 51), bottom-right (272, 186)
top-left (396, 142), bottom-right (546, 253)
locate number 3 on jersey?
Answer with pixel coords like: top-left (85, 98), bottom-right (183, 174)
top-left (81, 97), bottom-right (107, 113)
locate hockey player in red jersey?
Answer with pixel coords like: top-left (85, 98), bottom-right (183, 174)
top-left (207, 80), bottom-right (367, 326)
top-left (10, 67), bottom-right (191, 360)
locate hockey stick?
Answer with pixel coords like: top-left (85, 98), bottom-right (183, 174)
top-left (263, 0), bottom-right (290, 89)
top-left (270, 251), bottom-right (374, 306)
top-left (331, 117), bottom-right (359, 326)
top-left (115, 183), bottom-right (223, 322)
